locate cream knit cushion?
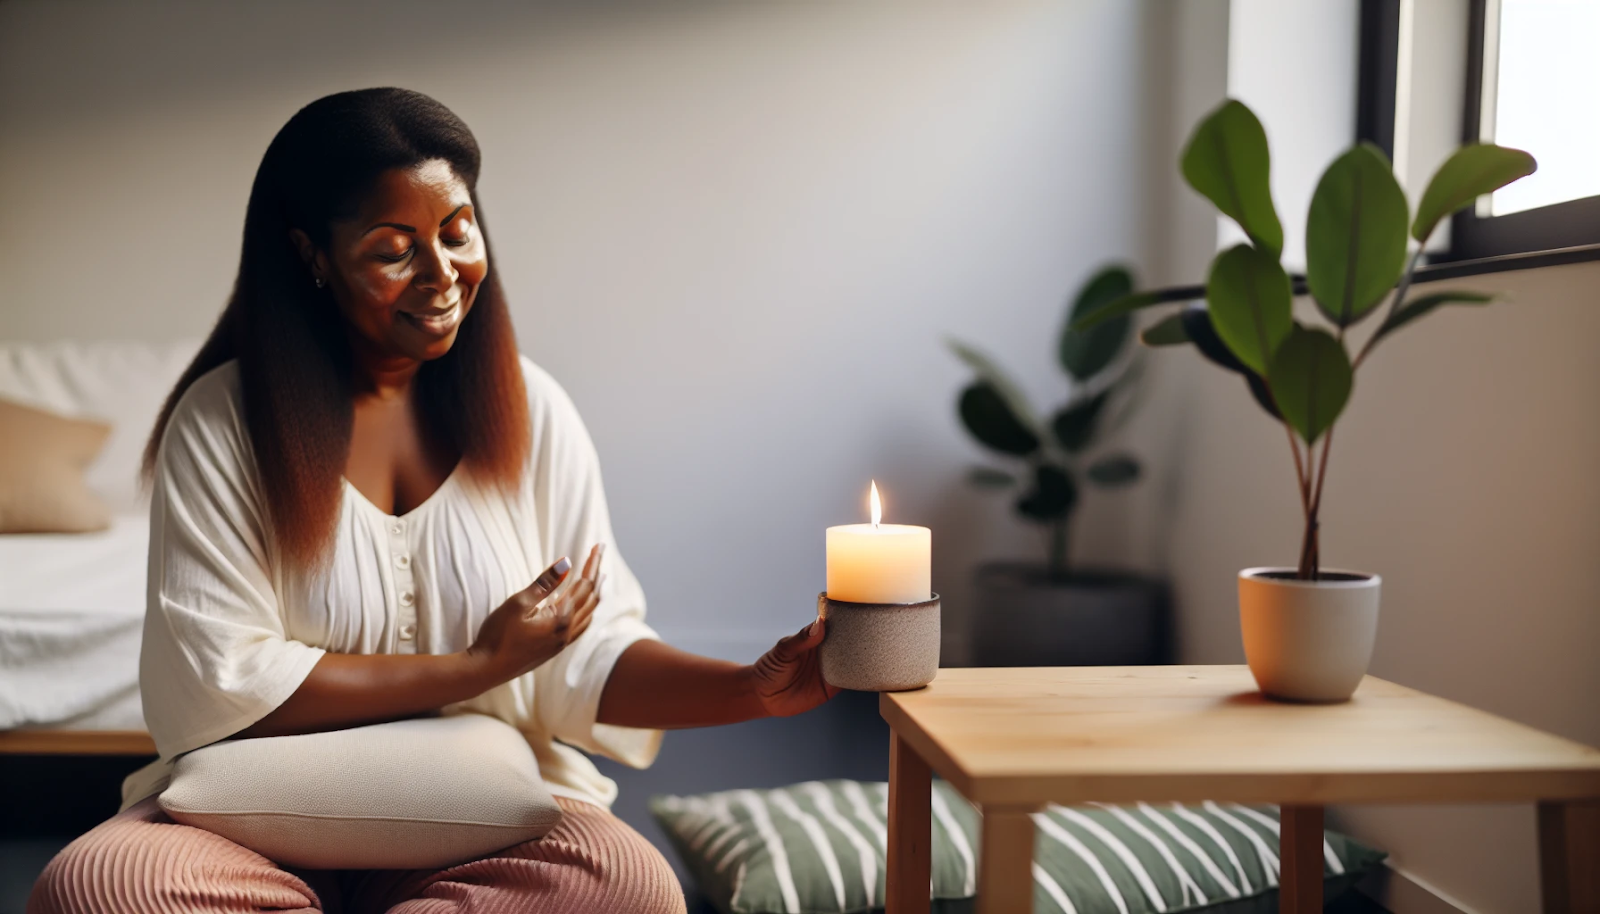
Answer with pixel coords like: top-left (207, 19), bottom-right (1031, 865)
top-left (158, 713), bottom-right (562, 869)
top-left (0, 397), bottom-right (112, 533)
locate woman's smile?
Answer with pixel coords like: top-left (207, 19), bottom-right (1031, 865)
top-left (400, 298), bottom-right (464, 338)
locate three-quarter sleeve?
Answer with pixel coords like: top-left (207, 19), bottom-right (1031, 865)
top-left (522, 359), bottom-right (663, 770)
top-left (138, 365), bottom-right (325, 761)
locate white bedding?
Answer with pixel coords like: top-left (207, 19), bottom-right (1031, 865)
top-left (0, 514), bottom-right (148, 730)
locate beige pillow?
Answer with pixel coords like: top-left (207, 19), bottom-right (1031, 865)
top-left (158, 713), bottom-right (563, 869)
top-left (0, 397), bottom-right (112, 533)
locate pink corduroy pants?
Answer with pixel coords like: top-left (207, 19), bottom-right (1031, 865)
top-left (28, 795), bottom-right (686, 914)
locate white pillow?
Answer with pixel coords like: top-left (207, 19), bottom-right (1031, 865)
top-left (158, 713), bottom-right (562, 869)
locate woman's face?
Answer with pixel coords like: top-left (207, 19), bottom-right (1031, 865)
top-left (295, 159), bottom-right (487, 365)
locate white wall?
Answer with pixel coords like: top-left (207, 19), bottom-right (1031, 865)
top-left (0, 0), bottom-right (1158, 655)
top-left (1223, 0), bottom-right (1359, 271)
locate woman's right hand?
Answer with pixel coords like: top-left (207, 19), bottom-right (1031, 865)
top-left (468, 544), bottom-right (605, 683)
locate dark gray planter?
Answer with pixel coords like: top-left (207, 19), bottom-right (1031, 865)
top-left (968, 562), bottom-right (1171, 667)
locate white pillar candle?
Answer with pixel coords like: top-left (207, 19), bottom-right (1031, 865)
top-left (826, 482), bottom-right (931, 604)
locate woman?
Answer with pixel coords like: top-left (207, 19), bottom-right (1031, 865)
top-left (30, 88), bottom-right (835, 914)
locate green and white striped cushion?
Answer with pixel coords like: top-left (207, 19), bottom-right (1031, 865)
top-left (650, 780), bottom-right (1385, 914)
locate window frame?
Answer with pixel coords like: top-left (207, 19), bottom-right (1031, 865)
top-left (1355, 0), bottom-right (1600, 273)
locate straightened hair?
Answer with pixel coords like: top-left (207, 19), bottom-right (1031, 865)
top-left (143, 88), bottom-right (529, 569)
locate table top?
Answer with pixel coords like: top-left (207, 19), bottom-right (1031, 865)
top-left (879, 665), bottom-right (1600, 807)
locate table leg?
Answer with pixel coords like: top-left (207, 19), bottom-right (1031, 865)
top-left (886, 729), bottom-right (931, 914)
top-left (1279, 805), bottom-right (1324, 914)
top-left (977, 806), bottom-right (1036, 914)
top-left (1538, 799), bottom-right (1600, 914)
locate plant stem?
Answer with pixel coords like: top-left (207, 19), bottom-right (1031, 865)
top-left (1297, 426), bottom-right (1338, 580)
top-left (1048, 517), bottom-right (1070, 581)
top-left (1296, 441), bottom-right (1320, 579)
top-left (1263, 370), bottom-right (1312, 518)
top-left (1309, 427), bottom-right (1336, 518)
top-left (1284, 423), bottom-right (1311, 516)
top-left (1354, 245), bottom-right (1426, 370)
top-left (1301, 239), bottom-right (1415, 577)
top-left (1297, 510), bottom-right (1320, 580)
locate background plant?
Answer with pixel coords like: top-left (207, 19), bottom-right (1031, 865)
top-left (950, 265), bottom-right (1144, 580)
top-left (1074, 98), bottom-right (1535, 581)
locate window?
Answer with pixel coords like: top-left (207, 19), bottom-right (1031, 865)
top-left (1453, 0), bottom-right (1600, 260)
top-left (1477, 0), bottom-right (1600, 217)
top-left (1358, 0), bottom-right (1600, 270)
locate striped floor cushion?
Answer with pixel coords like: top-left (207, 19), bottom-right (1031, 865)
top-left (650, 780), bottom-right (1385, 914)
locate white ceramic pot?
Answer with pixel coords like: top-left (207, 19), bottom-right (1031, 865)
top-left (1238, 567), bottom-right (1380, 702)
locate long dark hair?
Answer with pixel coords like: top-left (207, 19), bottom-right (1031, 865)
top-left (144, 88), bottom-right (530, 569)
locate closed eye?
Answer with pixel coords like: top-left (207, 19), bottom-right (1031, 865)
top-left (442, 218), bottom-right (473, 247)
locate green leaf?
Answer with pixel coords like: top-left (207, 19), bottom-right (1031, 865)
top-left (1086, 454), bottom-right (1141, 487)
top-left (1373, 290), bottom-right (1497, 344)
top-left (1306, 143), bottom-right (1410, 327)
top-left (1016, 464), bottom-right (1077, 522)
top-left (1412, 144), bottom-right (1537, 242)
top-left (1180, 304), bottom-right (1248, 374)
top-left (1140, 312), bottom-right (1190, 346)
top-left (1060, 266), bottom-right (1135, 380)
top-left (1206, 244), bottom-right (1293, 376)
top-left (1069, 289), bottom-right (1170, 332)
top-left (967, 466), bottom-right (1018, 488)
top-left (1168, 304), bottom-right (1283, 421)
top-left (1244, 371), bottom-right (1282, 422)
top-left (1269, 326), bottom-right (1352, 444)
top-left (958, 383), bottom-right (1040, 456)
top-left (948, 339), bottom-right (1040, 436)
top-left (1050, 392), bottom-right (1109, 452)
top-left (1181, 99), bottom-right (1284, 257)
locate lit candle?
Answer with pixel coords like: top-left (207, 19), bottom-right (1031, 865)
top-left (825, 481), bottom-right (932, 604)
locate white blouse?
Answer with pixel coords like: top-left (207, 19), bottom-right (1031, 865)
top-left (120, 357), bottom-right (661, 811)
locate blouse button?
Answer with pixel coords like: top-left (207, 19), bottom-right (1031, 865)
top-left (390, 520), bottom-right (406, 536)
top-left (399, 590), bottom-right (415, 607)
top-left (399, 623), bottom-right (417, 641)
top-left (394, 554), bottom-right (411, 570)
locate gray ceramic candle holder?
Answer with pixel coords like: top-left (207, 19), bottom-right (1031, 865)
top-left (817, 592), bottom-right (940, 692)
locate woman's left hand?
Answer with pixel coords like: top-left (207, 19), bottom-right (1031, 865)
top-left (748, 617), bottom-right (839, 718)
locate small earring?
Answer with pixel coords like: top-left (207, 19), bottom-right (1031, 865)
top-left (314, 276), bottom-right (326, 289)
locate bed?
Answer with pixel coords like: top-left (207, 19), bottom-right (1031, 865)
top-left (0, 340), bottom-right (197, 756)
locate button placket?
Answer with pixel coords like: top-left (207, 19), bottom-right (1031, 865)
top-left (388, 519), bottom-right (418, 653)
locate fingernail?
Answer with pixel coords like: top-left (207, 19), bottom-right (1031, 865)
top-left (553, 557), bottom-right (571, 576)
top-left (810, 618), bottom-right (822, 636)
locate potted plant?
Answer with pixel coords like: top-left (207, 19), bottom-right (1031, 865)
top-left (1073, 98), bottom-right (1535, 701)
top-left (949, 265), bottom-right (1169, 668)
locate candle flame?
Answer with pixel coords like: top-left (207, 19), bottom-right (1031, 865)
top-left (870, 480), bottom-right (881, 528)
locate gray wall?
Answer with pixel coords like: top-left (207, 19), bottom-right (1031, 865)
top-left (0, 0), bottom-right (1161, 658)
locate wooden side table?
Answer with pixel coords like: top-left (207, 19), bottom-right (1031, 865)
top-left (881, 666), bottom-right (1600, 914)
top-left (0, 730), bottom-right (155, 756)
